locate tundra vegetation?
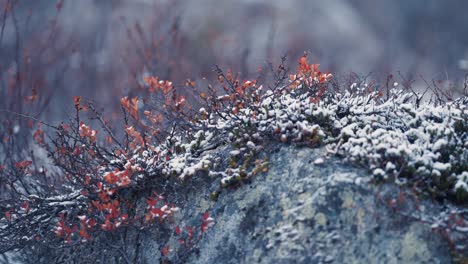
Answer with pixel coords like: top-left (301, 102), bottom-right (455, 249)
top-left (0, 1), bottom-right (467, 263)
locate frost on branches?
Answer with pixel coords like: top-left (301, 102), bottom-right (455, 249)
top-left (332, 89), bottom-right (468, 201)
top-left (0, 54), bottom-right (466, 258)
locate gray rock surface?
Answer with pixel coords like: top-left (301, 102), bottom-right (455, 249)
top-left (142, 145), bottom-right (452, 263)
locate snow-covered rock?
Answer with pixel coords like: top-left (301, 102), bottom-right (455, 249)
top-left (141, 146), bottom-right (458, 263)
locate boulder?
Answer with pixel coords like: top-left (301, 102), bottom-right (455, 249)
top-left (143, 146), bottom-right (452, 263)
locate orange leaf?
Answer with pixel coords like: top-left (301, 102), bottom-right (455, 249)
top-left (185, 79), bottom-right (196, 87)
top-left (73, 96), bottom-right (82, 110)
top-left (121, 96), bottom-right (139, 120)
top-left (33, 129), bottom-right (45, 144)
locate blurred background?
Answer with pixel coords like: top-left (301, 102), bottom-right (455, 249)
top-left (1, 0), bottom-right (468, 123)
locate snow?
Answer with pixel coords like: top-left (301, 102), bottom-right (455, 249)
top-left (433, 162), bottom-right (451, 171)
top-left (41, 75), bottom-right (468, 245)
top-left (314, 158), bottom-right (324, 165)
top-left (455, 172), bottom-right (468, 192)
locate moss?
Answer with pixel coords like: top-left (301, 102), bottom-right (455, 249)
top-left (453, 120), bottom-right (467, 134)
top-left (228, 158), bottom-right (238, 168)
top-left (210, 189), bottom-right (221, 201)
top-left (242, 153), bottom-right (254, 171)
top-left (175, 144), bottom-right (186, 154)
top-left (251, 161), bottom-right (269, 176)
top-left (455, 188), bottom-right (468, 203)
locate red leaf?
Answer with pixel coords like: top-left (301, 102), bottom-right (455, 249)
top-left (21, 202), bottom-right (30, 213)
top-left (79, 229), bottom-right (89, 240)
top-left (120, 214), bottom-right (129, 221)
top-left (101, 218), bottom-right (113, 231)
top-left (175, 226), bottom-right (181, 235)
top-left (88, 218), bottom-right (97, 228)
top-left (147, 197), bottom-right (158, 207)
top-left (201, 212), bottom-right (213, 233)
top-left (161, 245), bottom-right (170, 257)
top-left (186, 226), bottom-right (194, 240)
top-left (5, 211), bottom-right (11, 221)
top-left (202, 212), bottom-right (210, 221)
top-left (150, 208), bottom-right (163, 218)
top-left (14, 160), bottom-right (32, 170)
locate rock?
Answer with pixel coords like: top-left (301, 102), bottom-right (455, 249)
top-left (142, 146), bottom-right (453, 263)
